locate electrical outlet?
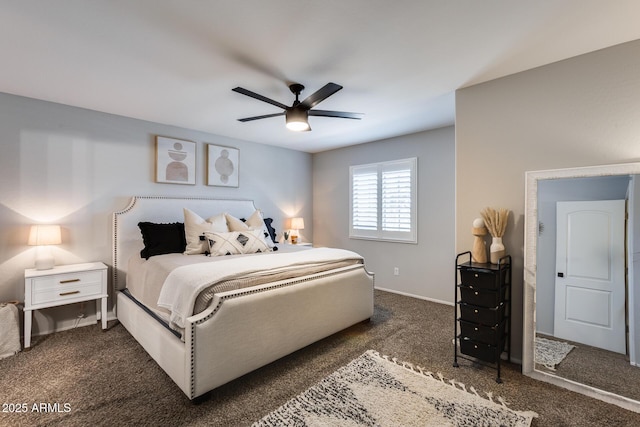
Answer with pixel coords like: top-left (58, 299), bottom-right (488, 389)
top-left (393, 267), bottom-right (399, 276)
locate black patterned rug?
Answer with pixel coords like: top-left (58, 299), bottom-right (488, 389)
top-left (253, 350), bottom-right (537, 426)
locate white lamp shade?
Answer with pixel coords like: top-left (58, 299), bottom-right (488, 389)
top-left (290, 217), bottom-right (305, 230)
top-left (28, 225), bottom-right (62, 246)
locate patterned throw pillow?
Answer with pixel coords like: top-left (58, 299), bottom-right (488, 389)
top-left (183, 208), bottom-right (229, 255)
top-left (204, 230), bottom-right (273, 256)
top-left (226, 211), bottom-right (276, 248)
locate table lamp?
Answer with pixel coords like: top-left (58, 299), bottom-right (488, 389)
top-left (28, 225), bottom-right (62, 270)
top-left (290, 217), bottom-right (304, 244)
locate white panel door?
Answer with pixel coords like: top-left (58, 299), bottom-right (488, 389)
top-left (554, 200), bottom-right (626, 354)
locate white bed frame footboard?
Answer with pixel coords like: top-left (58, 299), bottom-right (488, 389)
top-left (113, 197), bottom-right (374, 399)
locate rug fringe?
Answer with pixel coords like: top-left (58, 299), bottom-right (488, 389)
top-left (369, 350), bottom-right (514, 410)
top-left (469, 386), bottom-right (480, 397)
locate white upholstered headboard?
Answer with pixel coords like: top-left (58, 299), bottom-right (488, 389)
top-left (112, 196), bottom-right (258, 291)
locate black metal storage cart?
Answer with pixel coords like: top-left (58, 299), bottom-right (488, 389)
top-left (453, 251), bottom-right (511, 382)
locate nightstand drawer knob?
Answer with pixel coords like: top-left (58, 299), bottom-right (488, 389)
top-left (60, 278), bottom-right (81, 284)
top-left (59, 290), bottom-right (80, 296)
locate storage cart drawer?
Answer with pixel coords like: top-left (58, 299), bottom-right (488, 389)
top-left (460, 320), bottom-right (506, 346)
top-left (459, 302), bottom-right (505, 325)
top-left (460, 268), bottom-right (507, 290)
top-left (460, 338), bottom-right (500, 364)
top-left (459, 285), bottom-right (506, 308)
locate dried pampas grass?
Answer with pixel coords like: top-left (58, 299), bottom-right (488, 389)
top-left (481, 207), bottom-right (510, 238)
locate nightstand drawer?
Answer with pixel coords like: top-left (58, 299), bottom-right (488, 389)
top-left (30, 270), bottom-right (103, 291)
top-left (32, 282), bottom-right (103, 305)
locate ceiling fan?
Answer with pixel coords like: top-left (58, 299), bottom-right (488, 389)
top-left (232, 82), bottom-right (363, 132)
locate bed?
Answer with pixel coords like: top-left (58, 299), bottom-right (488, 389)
top-left (112, 196), bottom-right (374, 400)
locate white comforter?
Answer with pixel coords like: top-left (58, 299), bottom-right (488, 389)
top-left (157, 247), bottom-right (363, 330)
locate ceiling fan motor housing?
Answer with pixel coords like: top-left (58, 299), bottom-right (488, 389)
top-left (289, 83), bottom-right (305, 96)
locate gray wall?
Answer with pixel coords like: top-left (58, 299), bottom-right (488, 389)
top-left (313, 126), bottom-right (455, 304)
top-left (456, 39), bottom-right (640, 360)
top-left (0, 92), bottom-right (312, 336)
top-left (536, 175), bottom-right (631, 335)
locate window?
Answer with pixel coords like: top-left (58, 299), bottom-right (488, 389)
top-left (349, 157), bottom-right (417, 243)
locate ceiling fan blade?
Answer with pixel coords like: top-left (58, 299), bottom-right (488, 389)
top-left (309, 110), bottom-right (363, 120)
top-left (237, 112), bottom-right (285, 122)
top-left (300, 83), bottom-right (343, 109)
top-left (232, 87), bottom-right (288, 110)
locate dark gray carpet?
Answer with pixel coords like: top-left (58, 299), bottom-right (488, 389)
top-left (1, 290), bottom-right (640, 426)
top-left (536, 333), bottom-right (640, 402)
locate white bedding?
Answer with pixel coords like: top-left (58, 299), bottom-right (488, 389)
top-left (127, 246), bottom-right (364, 331)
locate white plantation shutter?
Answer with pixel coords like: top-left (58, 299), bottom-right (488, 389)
top-left (382, 167), bottom-right (412, 232)
top-left (350, 158), bottom-right (417, 243)
top-left (352, 167), bottom-right (378, 230)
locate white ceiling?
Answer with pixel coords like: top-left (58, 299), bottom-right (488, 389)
top-left (1, 1), bottom-right (640, 153)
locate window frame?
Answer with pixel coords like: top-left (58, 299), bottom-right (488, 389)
top-left (349, 157), bottom-right (417, 243)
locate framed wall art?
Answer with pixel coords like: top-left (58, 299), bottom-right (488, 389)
top-left (155, 136), bottom-right (196, 185)
top-left (207, 144), bottom-right (239, 187)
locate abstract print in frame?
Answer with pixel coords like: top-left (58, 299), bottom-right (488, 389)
top-left (207, 144), bottom-right (239, 187)
top-left (156, 136), bottom-right (196, 185)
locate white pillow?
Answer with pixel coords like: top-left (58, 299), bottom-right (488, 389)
top-left (183, 208), bottom-right (229, 255)
top-left (225, 211), bottom-right (276, 248)
top-left (205, 230), bottom-right (272, 256)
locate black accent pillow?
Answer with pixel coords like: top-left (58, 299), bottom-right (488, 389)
top-left (263, 218), bottom-right (277, 243)
top-left (138, 222), bottom-right (186, 260)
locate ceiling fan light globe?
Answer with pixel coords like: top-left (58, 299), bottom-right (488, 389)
top-left (285, 109), bottom-right (310, 131)
top-left (286, 120), bottom-right (310, 131)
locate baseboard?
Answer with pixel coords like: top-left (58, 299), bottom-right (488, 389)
top-left (374, 286), bottom-right (454, 306)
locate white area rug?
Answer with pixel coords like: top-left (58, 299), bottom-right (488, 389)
top-left (535, 337), bottom-right (575, 370)
top-left (253, 350), bottom-right (537, 426)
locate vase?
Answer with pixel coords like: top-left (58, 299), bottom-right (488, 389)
top-left (490, 236), bottom-right (506, 264)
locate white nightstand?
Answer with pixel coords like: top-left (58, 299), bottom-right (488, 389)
top-left (24, 262), bottom-right (108, 348)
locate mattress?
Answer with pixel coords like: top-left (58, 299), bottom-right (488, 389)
top-left (126, 245), bottom-right (363, 333)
